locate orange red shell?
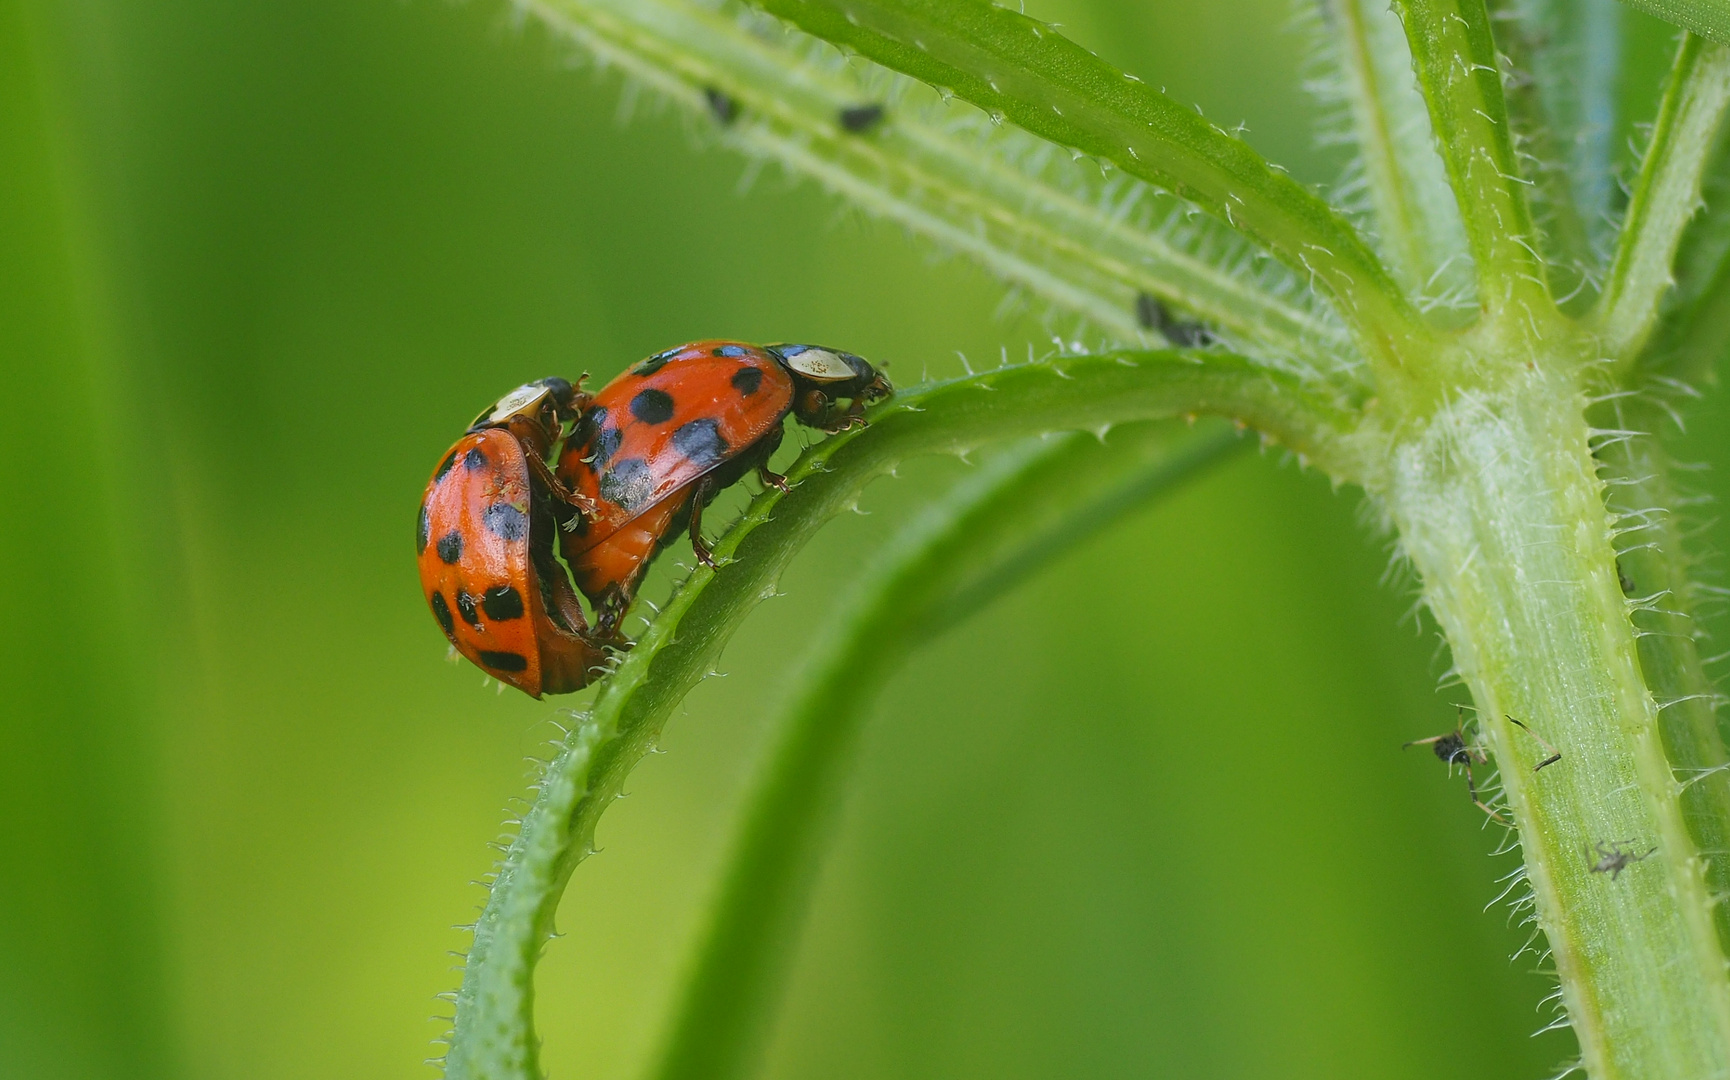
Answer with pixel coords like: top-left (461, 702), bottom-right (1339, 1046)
top-left (417, 428), bottom-right (604, 697)
top-left (556, 342), bottom-right (793, 547)
top-left (554, 341), bottom-right (795, 614)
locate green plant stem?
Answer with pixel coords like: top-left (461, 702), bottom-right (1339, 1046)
top-left (1598, 34), bottom-right (1730, 366)
top-left (440, 352), bottom-right (1363, 1080)
top-left (1385, 355), bottom-right (1730, 1079)
top-left (647, 421), bottom-right (1240, 1080)
top-left (525, 0), bottom-right (1344, 358)
top-left (1393, 0), bottom-right (1549, 312)
top-left (1592, 397), bottom-right (1730, 950)
top-left (1327, 0), bottom-right (1472, 303)
top-left (745, 0), bottom-right (1423, 372)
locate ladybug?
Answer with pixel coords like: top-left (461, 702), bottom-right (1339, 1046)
top-left (555, 340), bottom-right (892, 638)
top-left (417, 378), bottom-right (607, 697)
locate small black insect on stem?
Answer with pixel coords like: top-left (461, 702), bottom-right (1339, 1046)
top-left (1403, 709), bottom-right (1562, 823)
top-left (838, 104), bottom-right (885, 133)
top-left (704, 87), bottom-right (738, 126)
top-left (1134, 292), bottom-right (1214, 347)
top-left (1404, 705), bottom-right (1504, 823)
top-left (1587, 840), bottom-right (1657, 880)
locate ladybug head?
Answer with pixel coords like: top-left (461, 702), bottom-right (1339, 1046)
top-left (469, 376), bottom-right (587, 435)
top-left (767, 344), bottom-right (892, 430)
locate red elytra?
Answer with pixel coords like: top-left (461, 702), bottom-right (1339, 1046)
top-left (555, 340), bottom-right (891, 639)
top-left (416, 379), bottom-right (605, 697)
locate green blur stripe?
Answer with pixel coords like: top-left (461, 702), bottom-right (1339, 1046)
top-left (0, 2), bottom-right (174, 1078)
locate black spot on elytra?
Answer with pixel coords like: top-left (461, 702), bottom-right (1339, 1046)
top-left (417, 504), bottom-right (430, 553)
top-left (593, 424), bottom-right (623, 467)
top-left (630, 388), bottom-right (675, 425)
top-left (712, 344), bottom-right (749, 358)
top-left (704, 87), bottom-right (737, 125)
top-left (436, 530), bottom-right (463, 564)
top-left (731, 366), bottom-right (763, 396)
top-left (478, 650), bottom-right (528, 672)
top-left (481, 584), bottom-right (525, 621)
top-left (464, 444), bottom-right (488, 470)
top-left (430, 592), bottom-right (455, 638)
top-left (839, 104), bottom-right (885, 133)
top-left (435, 449), bottom-right (459, 481)
top-left (482, 502), bottom-right (528, 543)
top-left (456, 590), bottom-right (482, 628)
top-left (634, 350), bottom-right (679, 376)
top-left (672, 418), bottom-right (730, 469)
top-left (599, 457), bottom-right (654, 511)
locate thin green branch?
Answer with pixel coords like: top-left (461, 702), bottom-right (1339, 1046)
top-left (1599, 34), bottom-right (1730, 367)
top-left (648, 421), bottom-right (1240, 1080)
top-left (742, 0), bottom-right (1424, 373)
top-left (524, 0), bottom-right (1349, 372)
top-left (439, 352), bottom-right (1367, 1080)
top-left (1393, 0), bottom-right (1550, 314)
top-left (1324, 0), bottom-right (1475, 306)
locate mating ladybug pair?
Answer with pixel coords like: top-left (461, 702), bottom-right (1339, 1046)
top-left (416, 341), bottom-right (892, 697)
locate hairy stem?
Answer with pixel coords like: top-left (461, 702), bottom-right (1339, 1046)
top-left (524, 0), bottom-right (1344, 359)
top-left (746, 0), bottom-right (1423, 371)
top-left (439, 353), bottom-right (1365, 1080)
top-left (1393, 0), bottom-right (1549, 312)
top-left (647, 421), bottom-right (1240, 1080)
top-left (1386, 355), bottom-right (1730, 1079)
top-left (1598, 34), bottom-right (1730, 366)
top-left (1593, 395), bottom-right (1730, 950)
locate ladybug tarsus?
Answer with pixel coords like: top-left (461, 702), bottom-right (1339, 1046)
top-left (759, 464), bottom-right (791, 493)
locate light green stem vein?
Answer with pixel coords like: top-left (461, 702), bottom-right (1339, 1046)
top-left (439, 353), bottom-right (1362, 1080)
top-left (646, 421), bottom-right (1241, 1080)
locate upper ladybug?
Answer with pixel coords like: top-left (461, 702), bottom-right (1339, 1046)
top-left (555, 341), bottom-right (892, 639)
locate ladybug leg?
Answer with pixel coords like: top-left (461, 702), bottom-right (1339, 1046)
top-left (688, 475), bottom-right (722, 570)
top-left (591, 585), bottom-right (632, 645)
top-left (525, 453), bottom-right (603, 520)
top-left (755, 426), bottom-right (790, 492)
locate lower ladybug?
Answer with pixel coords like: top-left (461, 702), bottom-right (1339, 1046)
top-left (555, 341), bottom-right (892, 638)
top-left (417, 378), bottom-right (607, 697)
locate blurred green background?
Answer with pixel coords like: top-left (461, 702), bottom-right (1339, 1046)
top-left (1, 0), bottom-right (1709, 1077)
